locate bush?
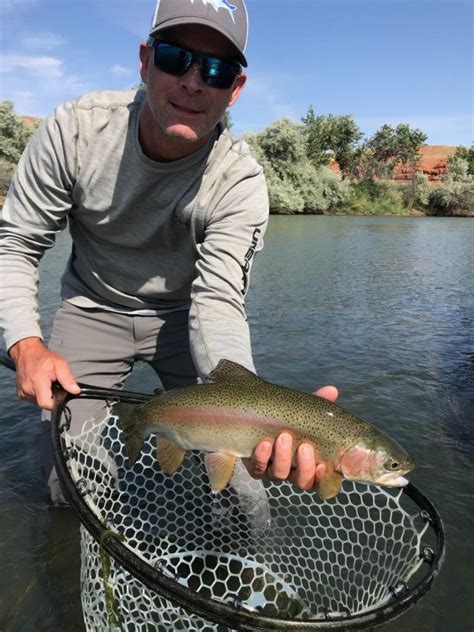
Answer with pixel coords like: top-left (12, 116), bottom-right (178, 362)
top-left (0, 100), bottom-right (36, 164)
top-left (428, 182), bottom-right (474, 216)
top-left (343, 180), bottom-right (407, 215)
top-left (245, 120), bottom-right (351, 214)
top-left (300, 165), bottom-right (351, 213)
top-left (402, 172), bottom-right (432, 209)
top-left (0, 159), bottom-right (15, 197)
top-left (427, 157), bottom-right (474, 216)
top-left (451, 146), bottom-right (474, 176)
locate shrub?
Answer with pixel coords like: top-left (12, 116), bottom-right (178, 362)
top-left (0, 159), bottom-right (15, 197)
top-left (427, 158), bottom-right (474, 216)
top-left (403, 172), bottom-right (432, 209)
top-left (343, 180), bottom-right (407, 215)
top-left (0, 99), bottom-right (36, 164)
top-left (300, 165), bottom-right (351, 214)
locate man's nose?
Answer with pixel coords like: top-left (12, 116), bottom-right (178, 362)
top-left (179, 63), bottom-right (205, 91)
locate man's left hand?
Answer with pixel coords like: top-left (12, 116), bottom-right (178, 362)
top-left (243, 385), bottom-right (339, 490)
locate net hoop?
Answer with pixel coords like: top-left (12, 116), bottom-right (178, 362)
top-left (50, 386), bottom-right (446, 632)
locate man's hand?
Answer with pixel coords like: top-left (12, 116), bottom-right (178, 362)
top-left (243, 385), bottom-right (339, 490)
top-left (9, 337), bottom-right (80, 410)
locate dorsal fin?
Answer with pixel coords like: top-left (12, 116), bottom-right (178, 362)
top-left (208, 359), bottom-right (262, 383)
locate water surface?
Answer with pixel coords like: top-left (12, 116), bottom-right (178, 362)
top-left (0, 216), bottom-right (472, 631)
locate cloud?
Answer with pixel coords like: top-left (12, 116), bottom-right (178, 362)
top-left (1, 53), bottom-right (64, 79)
top-left (0, 51), bottom-right (89, 116)
top-left (111, 64), bottom-right (132, 76)
top-left (20, 32), bottom-right (66, 50)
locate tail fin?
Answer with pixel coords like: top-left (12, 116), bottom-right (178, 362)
top-left (115, 403), bottom-right (145, 465)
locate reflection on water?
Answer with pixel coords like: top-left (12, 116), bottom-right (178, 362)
top-left (0, 217), bottom-right (473, 631)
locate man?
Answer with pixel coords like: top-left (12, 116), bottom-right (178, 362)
top-left (0, 0), bottom-right (335, 503)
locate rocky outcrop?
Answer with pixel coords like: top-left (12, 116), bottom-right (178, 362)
top-left (394, 145), bottom-right (457, 181)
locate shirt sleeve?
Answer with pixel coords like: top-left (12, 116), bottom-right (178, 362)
top-left (0, 102), bottom-right (76, 351)
top-left (189, 166), bottom-right (269, 380)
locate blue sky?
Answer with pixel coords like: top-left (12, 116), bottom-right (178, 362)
top-left (1, 0), bottom-right (472, 145)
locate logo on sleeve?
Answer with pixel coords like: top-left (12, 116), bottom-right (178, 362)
top-left (241, 227), bottom-right (261, 294)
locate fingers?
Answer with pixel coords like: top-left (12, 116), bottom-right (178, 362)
top-left (313, 385), bottom-right (339, 402)
top-left (14, 344), bottom-right (80, 410)
top-left (244, 382), bottom-right (340, 491)
top-left (245, 433), bottom-right (295, 482)
top-left (34, 374), bottom-right (56, 410)
top-left (267, 433), bottom-right (293, 480)
top-left (246, 434), bottom-right (325, 492)
top-left (288, 443), bottom-right (317, 490)
top-left (55, 361), bottom-right (81, 395)
top-left (32, 358), bottom-right (80, 409)
top-left (243, 440), bottom-right (273, 479)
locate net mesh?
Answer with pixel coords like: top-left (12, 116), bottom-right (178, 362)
top-left (64, 405), bottom-right (431, 631)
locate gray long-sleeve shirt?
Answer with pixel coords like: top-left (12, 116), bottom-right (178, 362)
top-left (0, 89), bottom-right (269, 379)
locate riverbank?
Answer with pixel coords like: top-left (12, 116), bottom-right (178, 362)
top-left (1, 145), bottom-right (472, 217)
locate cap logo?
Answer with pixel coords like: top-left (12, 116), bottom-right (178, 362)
top-left (197, 0), bottom-right (237, 24)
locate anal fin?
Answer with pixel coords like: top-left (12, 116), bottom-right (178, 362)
top-left (157, 438), bottom-right (185, 474)
top-left (316, 466), bottom-right (343, 500)
top-left (204, 453), bottom-right (237, 492)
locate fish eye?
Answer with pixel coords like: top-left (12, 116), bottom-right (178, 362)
top-left (385, 459), bottom-right (400, 471)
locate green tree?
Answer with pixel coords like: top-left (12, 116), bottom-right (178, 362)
top-left (366, 123), bottom-right (427, 176)
top-left (449, 145), bottom-right (474, 176)
top-left (0, 99), bottom-right (36, 164)
top-left (221, 110), bottom-right (233, 130)
top-left (403, 172), bottom-right (431, 209)
top-left (352, 123), bottom-right (427, 202)
top-left (302, 107), bottom-right (363, 175)
top-left (428, 157), bottom-right (474, 216)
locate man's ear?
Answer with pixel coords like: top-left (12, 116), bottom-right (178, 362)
top-left (228, 72), bottom-right (247, 108)
top-left (139, 42), bottom-right (151, 84)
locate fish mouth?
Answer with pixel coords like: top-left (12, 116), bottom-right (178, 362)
top-left (376, 472), bottom-right (410, 487)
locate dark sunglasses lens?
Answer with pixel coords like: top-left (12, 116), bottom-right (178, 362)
top-left (153, 42), bottom-right (239, 89)
top-left (154, 43), bottom-right (191, 76)
top-left (202, 58), bottom-right (238, 89)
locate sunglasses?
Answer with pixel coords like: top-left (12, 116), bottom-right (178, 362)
top-left (150, 39), bottom-right (241, 90)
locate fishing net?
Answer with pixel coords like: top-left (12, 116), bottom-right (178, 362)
top-left (53, 392), bottom-right (445, 632)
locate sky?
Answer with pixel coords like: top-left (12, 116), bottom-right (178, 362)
top-left (0, 0), bottom-right (472, 146)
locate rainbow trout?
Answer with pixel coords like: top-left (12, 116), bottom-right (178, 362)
top-left (116, 360), bottom-right (414, 499)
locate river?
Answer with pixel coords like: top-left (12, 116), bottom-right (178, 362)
top-left (0, 216), bottom-right (472, 631)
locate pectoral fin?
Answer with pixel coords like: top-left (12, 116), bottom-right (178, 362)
top-left (204, 453), bottom-right (237, 492)
top-left (316, 466), bottom-right (343, 500)
top-left (157, 438), bottom-right (185, 474)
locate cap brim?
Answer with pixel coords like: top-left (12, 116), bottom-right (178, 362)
top-left (149, 17), bottom-right (248, 67)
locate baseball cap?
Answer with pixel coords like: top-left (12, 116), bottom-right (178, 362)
top-left (149, 0), bottom-right (248, 67)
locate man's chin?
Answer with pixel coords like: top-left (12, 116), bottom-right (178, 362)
top-left (165, 124), bottom-right (207, 144)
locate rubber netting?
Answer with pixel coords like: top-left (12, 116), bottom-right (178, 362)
top-left (63, 407), bottom-right (429, 631)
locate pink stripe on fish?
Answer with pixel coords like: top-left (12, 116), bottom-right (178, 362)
top-left (159, 405), bottom-right (281, 430)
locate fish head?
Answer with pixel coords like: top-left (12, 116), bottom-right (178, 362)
top-left (338, 437), bottom-right (415, 488)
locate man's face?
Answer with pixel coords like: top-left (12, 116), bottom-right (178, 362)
top-left (139, 24), bottom-right (246, 160)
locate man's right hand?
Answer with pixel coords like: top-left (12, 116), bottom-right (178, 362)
top-left (9, 337), bottom-right (80, 410)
